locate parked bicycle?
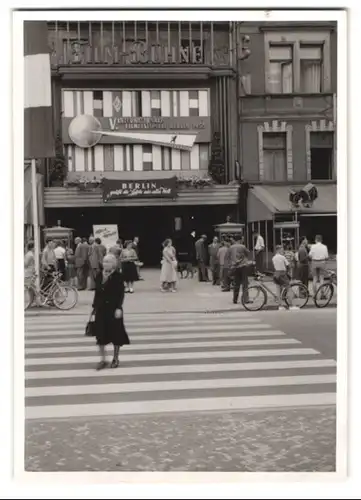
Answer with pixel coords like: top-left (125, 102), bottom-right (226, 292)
top-left (242, 271), bottom-right (310, 311)
top-left (314, 270), bottom-right (337, 308)
top-left (24, 271), bottom-right (78, 311)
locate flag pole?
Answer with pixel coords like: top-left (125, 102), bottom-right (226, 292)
top-left (31, 158), bottom-right (41, 297)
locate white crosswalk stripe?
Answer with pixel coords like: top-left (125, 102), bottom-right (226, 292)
top-left (25, 311), bottom-right (336, 420)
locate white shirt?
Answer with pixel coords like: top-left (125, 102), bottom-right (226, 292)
top-left (54, 246), bottom-right (66, 259)
top-left (309, 242), bottom-right (328, 261)
top-left (255, 235), bottom-right (265, 251)
top-left (272, 254), bottom-right (289, 272)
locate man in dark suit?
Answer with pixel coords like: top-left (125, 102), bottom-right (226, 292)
top-left (208, 236), bottom-right (221, 285)
top-left (88, 236), bottom-right (103, 290)
top-left (95, 238), bottom-right (107, 263)
top-left (75, 237), bottom-right (89, 290)
top-left (195, 234), bottom-right (209, 282)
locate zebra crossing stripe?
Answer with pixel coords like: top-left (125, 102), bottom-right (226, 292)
top-left (25, 348), bottom-right (321, 366)
top-left (25, 358), bottom-right (337, 381)
top-left (25, 338), bottom-right (300, 355)
top-left (26, 374), bottom-right (337, 398)
top-left (25, 330), bottom-right (286, 345)
top-left (25, 393), bottom-right (336, 419)
top-left (25, 323), bottom-right (269, 334)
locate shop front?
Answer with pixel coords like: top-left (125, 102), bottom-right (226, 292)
top-left (246, 183), bottom-right (337, 268)
top-left (44, 181), bottom-right (239, 265)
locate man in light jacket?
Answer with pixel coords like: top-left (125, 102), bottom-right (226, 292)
top-left (254, 232), bottom-right (265, 273)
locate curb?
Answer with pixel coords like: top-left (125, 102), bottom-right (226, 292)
top-left (25, 302), bottom-right (337, 317)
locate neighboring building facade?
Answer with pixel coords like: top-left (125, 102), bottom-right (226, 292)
top-left (237, 22), bottom-right (337, 261)
top-left (43, 21), bottom-right (242, 264)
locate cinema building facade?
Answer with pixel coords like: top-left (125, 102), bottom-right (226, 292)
top-left (43, 21), bottom-right (243, 264)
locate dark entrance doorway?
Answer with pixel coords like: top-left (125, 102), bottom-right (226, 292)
top-left (46, 205), bottom-right (233, 266)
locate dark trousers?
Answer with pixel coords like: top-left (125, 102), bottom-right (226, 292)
top-left (197, 260), bottom-right (208, 282)
top-left (89, 267), bottom-right (99, 290)
top-left (57, 259), bottom-right (66, 281)
top-left (298, 263), bottom-right (309, 289)
top-left (255, 250), bottom-right (264, 273)
top-left (233, 266), bottom-right (249, 303)
top-left (210, 263), bottom-right (220, 285)
top-left (222, 267), bottom-right (231, 290)
top-left (76, 265), bottom-right (88, 290)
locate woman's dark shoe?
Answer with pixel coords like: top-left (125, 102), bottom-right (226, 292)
top-left (110, 359), bottom-right (119, 369)
top-left (96, 361), bottom-right (108, 371)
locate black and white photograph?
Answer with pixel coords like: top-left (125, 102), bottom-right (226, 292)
top-left (12, 7), bottom-right (348, 481)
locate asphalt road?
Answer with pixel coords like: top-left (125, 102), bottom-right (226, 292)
top-left (252, 308), bottom-right (337, 361)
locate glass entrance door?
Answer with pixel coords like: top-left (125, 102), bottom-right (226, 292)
top-left (273, 222), bottom-right (300, 251)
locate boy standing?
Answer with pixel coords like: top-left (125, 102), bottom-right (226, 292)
top-left (272, 245), bottom-right (299, 311)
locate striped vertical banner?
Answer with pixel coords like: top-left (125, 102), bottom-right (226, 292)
top-left (24, 21), bottom-right (54, 158)
top-left (150, 90), bottom-right (161, 117)
top-left (142, 144), bottom-right (153, 171)
top-left (93, 91), bottom-right (103, 117)
top-left (112, 91), bottom-right (123, 117)
top-left (66, 144), bottom-right (205, 172)
top-left (188, 90), bottom-right (199, 117)
top-left (141, 91), bottom-right (151, 117)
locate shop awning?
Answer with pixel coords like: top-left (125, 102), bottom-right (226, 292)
top-left (247, 184), bottom-right (337, 223)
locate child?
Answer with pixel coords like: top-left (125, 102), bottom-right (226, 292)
top-left (272, 245), bottom-right (299, 311)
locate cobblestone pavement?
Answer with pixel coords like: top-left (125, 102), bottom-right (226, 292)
top-left (25, 406), bottom-right (335, 472)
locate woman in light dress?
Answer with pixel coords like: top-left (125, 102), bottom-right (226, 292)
top-left (160, 238), bottom-right (178, 292)
top-left (120, 240), bottom-right (138, 293)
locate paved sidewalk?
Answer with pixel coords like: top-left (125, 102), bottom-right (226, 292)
top-left (25, 406), bottom-right (335, 472)
top-left (27, 269), bottom-right (337, 315)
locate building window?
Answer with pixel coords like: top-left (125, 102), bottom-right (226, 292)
top-left (265, 31), bottom-right (331, 94)
top-left (268, 45), bottom-right (293, 94)
top-left (300, 44), bottom-right (323, 93)
top-left (310, 132), bottom-right (333, 180)
top-left (263, 133), bottom-right (287, 181)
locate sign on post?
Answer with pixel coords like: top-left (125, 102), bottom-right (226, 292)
top-left (93, 225), bottom-right (119, 250)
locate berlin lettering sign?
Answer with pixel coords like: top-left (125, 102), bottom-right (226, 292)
top-left (102, 177), bottom-right (178, 202)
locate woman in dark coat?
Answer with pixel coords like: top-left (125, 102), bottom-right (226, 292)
top-left (92, 254), bottom-right (130, 370)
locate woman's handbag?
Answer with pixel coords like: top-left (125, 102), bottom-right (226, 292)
top-left (85, 309), bottom-right (96, 337)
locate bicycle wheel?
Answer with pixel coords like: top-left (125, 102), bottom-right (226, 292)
top-left (314, 283), bottom-right (334, 308)
top-left (24, 285), bottom-right (35, 310)
top-left (283, 283), bottom-right (310, 309)
top-left (241, 285), bottom-right (267, 311)
top-left (52, 285), bottom-right (78, 310)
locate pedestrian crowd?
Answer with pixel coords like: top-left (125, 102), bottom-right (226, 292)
top-left (24, 235), bottom-right (143, 294)
top-left (193, 232), bottom-right (331, 309)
